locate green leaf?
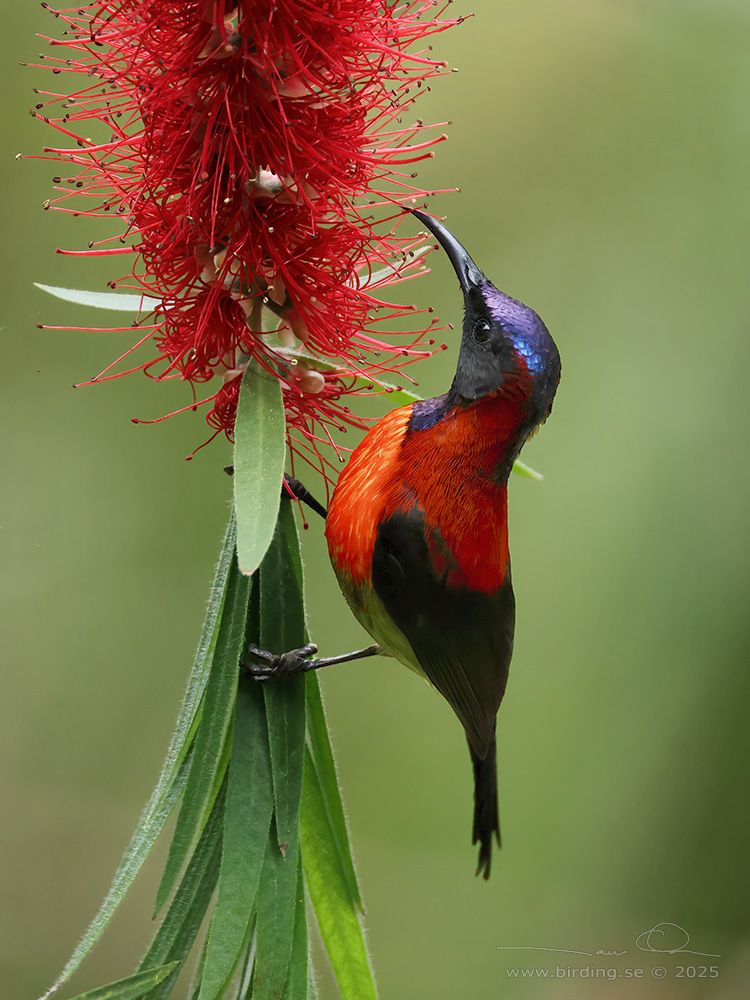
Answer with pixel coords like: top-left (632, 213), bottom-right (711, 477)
top-left (259, 503), bottom-right (306, 851)
top-left (197, 682), bottom-right (274, 1000)
top-left (38, 517), bottom-right (238, 1000)
top-left (356, 246), bottom-right (431, 289)
top-left (34, 283), bottom-right (162, 312)
top-left (275, 347), bottom-right (423, 410)
top-left (221, 922), bottom-right (256, 1000)
top-left (301, 748), bottom-right (377, 1000)
top-left (233, 358), bottom-right (286, 576)
top-left (353, 379), bottom-right (422, 409)
top-left (243, 502), bottom-right (308, 1000)
top-left (303, 674), bottom-right (362, 910)
top-left (185, 934), bottom-right (210, 1000)
top-left (280, 859), bottom-right (309, 1000)
top-left (138, 783), bottom-right (225, 1000)
top-left (62, 964), bottom-right (179, 1000)
top-left (251, 825), bottom-right (301, 1000)
top-left (512, 458), bottom-right (544, 481)
top-left (155, 556), bottom-right (250, 913)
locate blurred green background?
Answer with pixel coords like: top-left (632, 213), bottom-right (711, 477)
top-left (3, 1), bottom-right (749, 998)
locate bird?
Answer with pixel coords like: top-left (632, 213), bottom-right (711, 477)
top-left (246, 211), bottom-right (560, 877)
top-left (323, 211), bottom-right (561, 878)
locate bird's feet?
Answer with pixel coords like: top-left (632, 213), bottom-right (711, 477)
top-left (242, 642), bottom-right (382, 680)
top-left (242, 642), bottom-right (319, 681)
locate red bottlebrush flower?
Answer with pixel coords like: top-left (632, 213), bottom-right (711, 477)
top-left (32, 1), bottom-right (464, 476)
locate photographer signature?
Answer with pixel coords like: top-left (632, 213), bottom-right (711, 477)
top-left (497, 922), bottom-right (720, 958)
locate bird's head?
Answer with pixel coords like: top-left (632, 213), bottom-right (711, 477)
top-left (412, 210), bottom-right (561, 424)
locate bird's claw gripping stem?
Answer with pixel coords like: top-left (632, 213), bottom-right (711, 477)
top-left (242, 642), bottom-right (319, 680)
top-left (242, 642), bottom-right (382, 681)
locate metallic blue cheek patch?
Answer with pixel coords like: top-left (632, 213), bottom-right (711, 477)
top-left (482, 284), bottom-right (548, 376)
top-left (509, 334), bottom-right (546, 376)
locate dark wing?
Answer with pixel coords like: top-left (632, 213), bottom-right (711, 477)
top-left (371, 507), bottom-right (515, 759)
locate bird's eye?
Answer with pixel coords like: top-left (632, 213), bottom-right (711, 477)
top-left (473, 319), bottom-right (491, 343)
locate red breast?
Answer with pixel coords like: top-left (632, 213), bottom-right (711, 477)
top-left (326, 391), bottom-right (526, 595)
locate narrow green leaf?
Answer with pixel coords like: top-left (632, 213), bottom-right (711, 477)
top-left (233, 359), bottom-right (286, 576)
top-left (138, 783), bottom-right (225, 1000)
top-left (39, 517), bottom-right (238, 999)
top-left (142, 843), bottom-right (223, 1000)
top-left (166, 512), bottom-right (241, 783)
top-left (303, 674), bottom-right (362, 909)
top-left (202, 712), bottom-right (235, 831)
top-left (302, 747), bottom-right (377, 1000)
top-left (259, 503), bottom-right (306, 851)
top-left (185, 934), bottom-right (210, 1000)
top-left (197, 682), bottom-right (275, 1000)
top-left (280, 859), bottom-right (308, 1000)
top-left (221, 920), bottom-right (256, 1000)
top-left (155, 557), bottom-right (250, 912)
top-left (512, 458), bottom-right (544, 480)
top-left (363, 383), bottom-right (422, 408)
top-left (62, 964), bottom-right (179, 1000)
top-left (357, 245), bottom-right (431, 288)
top-left (251, 824), bottom-right (301, 1000)
top-left (34, 283), bottom-right (162, 312)
top-left (275, 348), bottom-right (423, 410)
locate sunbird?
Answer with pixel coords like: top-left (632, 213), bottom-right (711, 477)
top-left (249, 211), bottom-right (561, 877)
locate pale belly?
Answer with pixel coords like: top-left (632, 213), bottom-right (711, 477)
top-left (337, 572), bottom-right (428, 681)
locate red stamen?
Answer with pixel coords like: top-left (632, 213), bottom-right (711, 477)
top-left (33, 0), bottom-right (459, 481)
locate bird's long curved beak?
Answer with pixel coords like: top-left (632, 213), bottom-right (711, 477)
top-left (411, 210), bottom-right (486, 294)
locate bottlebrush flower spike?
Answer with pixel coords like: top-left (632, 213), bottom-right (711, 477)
top-left (32, 0), bottom-right (464, 476)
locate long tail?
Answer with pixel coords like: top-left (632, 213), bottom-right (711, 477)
top-left (470, 731), bottom-right (500, 880)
